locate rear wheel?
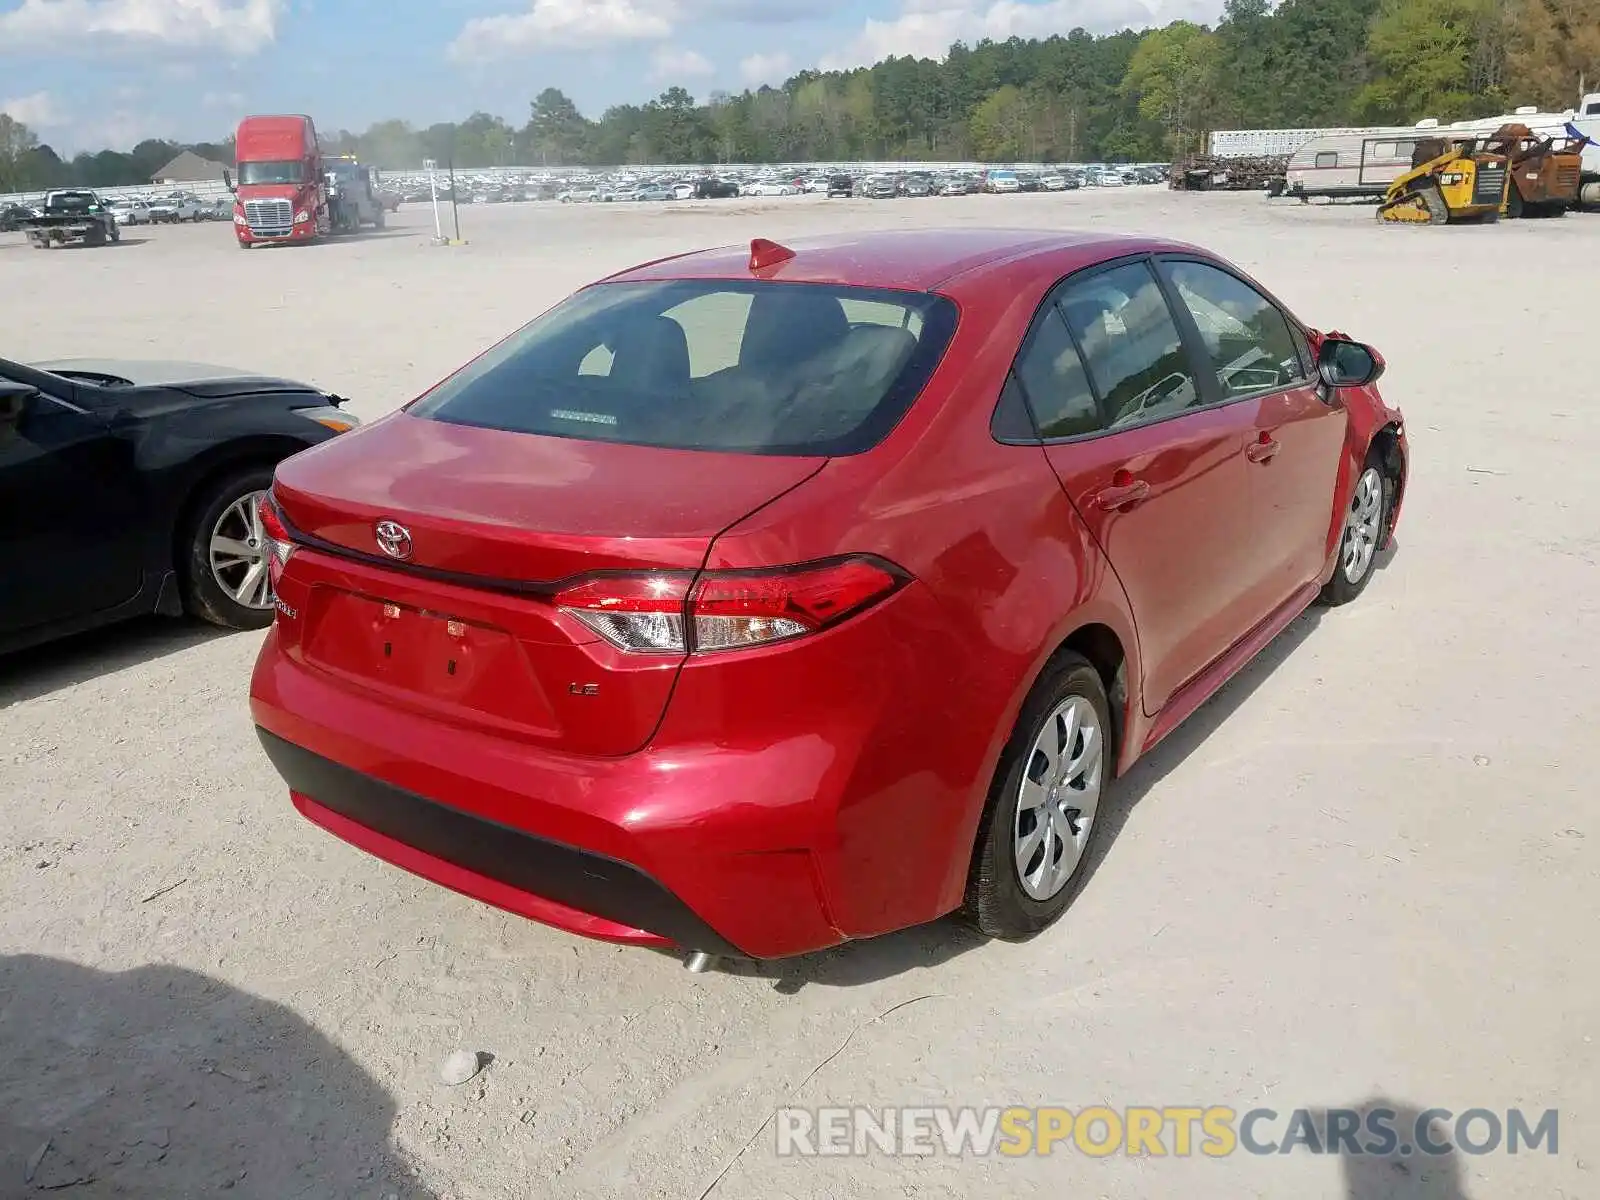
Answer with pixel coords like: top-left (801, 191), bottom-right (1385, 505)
top-left (181, 466), bottom-right (278, 630)
top-left (966, 653), bottom-right (1111, 939)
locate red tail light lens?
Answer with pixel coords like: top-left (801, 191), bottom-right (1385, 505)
top-left (256, 492), bottom-right (297, 590)
top-left (554, 556), bottom-right (907, 655)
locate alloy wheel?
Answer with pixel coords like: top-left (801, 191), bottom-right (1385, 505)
top-left (1342, 467), bottom-right (1384, 584)
top-left (1014, 695), bottom-right (1104, 901)
top-left (208, 490), bottom-right (274, 609)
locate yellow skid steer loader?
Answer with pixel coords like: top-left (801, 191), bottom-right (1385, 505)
top-left (1376, 135), bottom-right (1510, 225)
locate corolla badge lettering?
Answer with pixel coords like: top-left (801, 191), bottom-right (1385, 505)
top-left (375, 520), bottom-right (414, 561)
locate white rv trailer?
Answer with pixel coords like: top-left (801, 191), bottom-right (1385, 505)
top-left (1283, 122), bottom-right (1443, 199)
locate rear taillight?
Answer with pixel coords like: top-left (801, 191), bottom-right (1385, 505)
top-left (554, 556), bottom-right (908, 655)
top-left (256, 492), bottom-right (297, 589)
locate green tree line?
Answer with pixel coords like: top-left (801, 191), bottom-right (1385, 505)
top-left (4, 0), bottom-right (1596, 192)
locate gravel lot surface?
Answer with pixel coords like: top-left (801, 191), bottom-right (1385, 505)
top-left (1, 190), bottom-right (1595, 1199)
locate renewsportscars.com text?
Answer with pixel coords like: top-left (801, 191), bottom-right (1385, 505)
top-left (775, 1105), bottom-right (1559, 1158)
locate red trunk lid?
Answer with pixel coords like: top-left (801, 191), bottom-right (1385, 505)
top-left (270, 413), bottom-right (824, 756)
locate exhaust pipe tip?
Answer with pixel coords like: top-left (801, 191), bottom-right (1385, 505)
top-left (683, 951), bottom-right (716, 974)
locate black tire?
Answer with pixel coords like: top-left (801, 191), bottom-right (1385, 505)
top-left (1506, 186), bottom-right (1525, 219)
top-left (965, 652), bottom-right (1113, 940)
top-left (374, 207), bottom-right (385, 230)
top-left (1319, 449), bottom-right (1394, 607)
top-left (180, 466), bottom-right (278, 631)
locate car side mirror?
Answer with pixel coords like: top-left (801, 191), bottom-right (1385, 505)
top-left (1316, 337), bottom-right (1385, 399)
top-left (223, 169), bottom-right (236, 193)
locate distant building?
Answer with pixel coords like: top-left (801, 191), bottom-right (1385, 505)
top-left (151, 150), bottom-right (230, 184)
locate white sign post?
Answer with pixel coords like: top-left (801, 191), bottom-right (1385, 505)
top-left (424, 158), bottom-right (444, 243)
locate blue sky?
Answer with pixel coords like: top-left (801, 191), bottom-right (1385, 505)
top-left (0, 0), bottom-right (1223, 154)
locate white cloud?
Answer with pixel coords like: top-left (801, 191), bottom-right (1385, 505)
top-left (651, 45), bottom-right (714, 80)
top-left (202, 90), bottom-right (247, 109)
top-left (821, 0), bottom-right (1222, 70)
top-left (1, 90), bottom-right (63, 128)
top-left (0, 0), bottom-right (283, 55)
top-left (449, 0), bottom-right (677, 61)
top-left (739, 50), bottom-right (792, 87)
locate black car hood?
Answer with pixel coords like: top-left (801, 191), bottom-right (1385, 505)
top-left (32, 358), bottom-right (326, 399)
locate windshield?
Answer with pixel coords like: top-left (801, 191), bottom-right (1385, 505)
top-left (408, 280), bottom-right (960, 456)
top-left (238, 160), bottom-right (306, 185)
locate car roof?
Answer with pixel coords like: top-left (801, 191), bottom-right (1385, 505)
top-left (603, 228), bottom-right (1201, 294)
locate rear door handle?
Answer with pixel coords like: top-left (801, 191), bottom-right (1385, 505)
top-left (1092, 480), bottom-right (1151, 510)
top-left (1246, 436), bottom-right (1280, 463)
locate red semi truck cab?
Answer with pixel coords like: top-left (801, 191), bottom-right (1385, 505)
top-left (230, 114), bottom-right (328, 246)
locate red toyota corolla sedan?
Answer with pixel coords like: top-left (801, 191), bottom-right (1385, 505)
top-left (250, 229), bottom-right (1407, 963)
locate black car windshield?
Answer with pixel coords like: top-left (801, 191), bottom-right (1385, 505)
top-left (408, 280), bottom-right (960, 456)
top-left (238, 160), bottom-right (305, 185)
top-left (47, 192), bottom-right (96, 210)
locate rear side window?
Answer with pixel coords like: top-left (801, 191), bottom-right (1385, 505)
top-left (1315, 151), bottom-right (1338, 167)
top-left (1013, 308), bottom-right (1101, 439)
top-left (409, 281), bottom-right (957, 456)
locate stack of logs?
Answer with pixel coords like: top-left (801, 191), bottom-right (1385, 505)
top-left (1170, 154), bottom-right (1290, 192)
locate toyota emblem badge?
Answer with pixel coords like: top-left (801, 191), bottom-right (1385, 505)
top-left (375, 520), bottom-right (414, 561)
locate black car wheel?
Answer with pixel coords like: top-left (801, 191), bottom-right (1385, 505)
top-left (182, 466), bottom-right (278, 630)
top-left (966, 652), bottom-right (1111, 939)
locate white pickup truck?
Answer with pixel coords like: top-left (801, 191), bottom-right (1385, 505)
top-left (146, 192), bottom-right (203, 223)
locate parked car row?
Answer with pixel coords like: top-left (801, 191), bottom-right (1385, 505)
top-left (104, 191), bottom-right (232, 225)
top-left (371, 161), bottom-right (1172, 209)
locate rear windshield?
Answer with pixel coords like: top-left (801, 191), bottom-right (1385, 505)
top-left (408, 280), bottom-right (960, 456)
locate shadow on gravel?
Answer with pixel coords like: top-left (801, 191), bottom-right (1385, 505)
top-left (8, 237), bottom-right (151, 250)
top-left (0, 618), bottom-right (235, 709)
top-left (0, 955), bottom-right (431, 1199)
top-left (1296, 1099), bottom-right (1473, 1200)
top-left (744, 542), bottom-right (1405, 992)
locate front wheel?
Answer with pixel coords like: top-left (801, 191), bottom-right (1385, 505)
top-left (182, 466), bottom-right (279, 630)
top-left (1319, 457), bottom-right (1392, 607)
top-left (965, 653), bottom-right (1111, 940)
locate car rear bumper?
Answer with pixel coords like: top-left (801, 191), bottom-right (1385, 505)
top-left (251, 628), bottom-right (856, 959)
top-left (256, 728), bottom-right (744, 955)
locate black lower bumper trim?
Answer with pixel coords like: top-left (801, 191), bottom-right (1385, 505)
top-left (255, 729), bottom-right (743, 957)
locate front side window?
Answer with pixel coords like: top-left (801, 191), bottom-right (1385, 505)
top-left (238, 160), bottom-right (306, 185)
top-left (408, 281), bottom-right (958, 456)
top-left (1057, 262), bottom-right (1200, 429)
top-left (1165, 261), bottom-right (1306, 397)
